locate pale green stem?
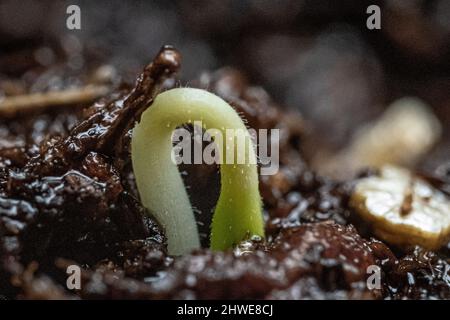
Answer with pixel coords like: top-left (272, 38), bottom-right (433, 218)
top-left (132, 88), bottom-right (264, 255)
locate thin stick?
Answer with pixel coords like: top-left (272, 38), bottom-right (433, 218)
top-left (0, 85), bottom-right (110, 116)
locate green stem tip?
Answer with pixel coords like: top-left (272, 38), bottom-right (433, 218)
top-left (131, 88), bottom-right (264, 255)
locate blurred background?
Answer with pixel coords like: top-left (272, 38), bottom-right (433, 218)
top-left (0, 0), bottom-right (449, 176)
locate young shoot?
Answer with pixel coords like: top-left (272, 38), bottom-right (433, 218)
top-left (132, 88), bottom-right (264, 255)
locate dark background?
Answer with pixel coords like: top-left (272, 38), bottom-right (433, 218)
top-left (1, 0), bottom-right (449, 170)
